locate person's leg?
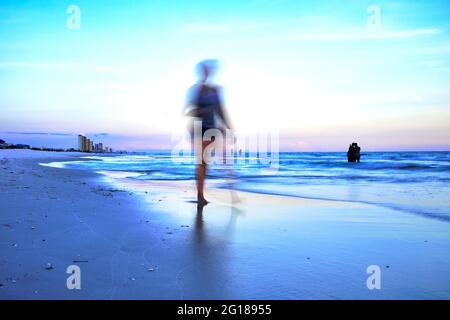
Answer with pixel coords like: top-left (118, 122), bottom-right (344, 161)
top-left (196, 140), bottom-right (212, 204)
top-left (196, 163), bottom-right (207, 203)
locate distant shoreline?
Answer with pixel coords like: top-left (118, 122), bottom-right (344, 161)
top-left (2, 145), bottom-right (450, 154)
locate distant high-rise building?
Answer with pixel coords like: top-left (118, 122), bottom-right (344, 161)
top-left (77, 134), bottom-right (112, 153)
top-left (78, 134), bottom-right (89, 152)
top-left (78, 134), bottom-right (84, 151)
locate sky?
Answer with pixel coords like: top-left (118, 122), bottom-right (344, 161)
top-left (1, 0), bottom-right (449, 151)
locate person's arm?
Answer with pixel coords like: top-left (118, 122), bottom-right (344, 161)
top-left (215, 87), bottom-right (232, 129)
top-left (185, 107), bottom-right (207, 117)
top-left (185, 106), bottom-right (213, 118)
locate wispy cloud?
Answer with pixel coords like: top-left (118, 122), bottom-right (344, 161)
top-left (0, 16), bottom-right (29, 25)
top-left (179, 22), bottom-right (442, 43)
top-left (282, 28), bottom-right (442, 42)
top-left (5, 131), bottom-right (73, 136)
top-left (3, 132), bottom-right (114, 139)
top-left (0, 61), bottom-right (124, 73)
top-left (180, 21), bottom-right (272, 34)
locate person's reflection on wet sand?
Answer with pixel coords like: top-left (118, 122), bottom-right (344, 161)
top-left (195, 202), bottom-right (244, 238)
top-left (225, 206), bottom-right (244, 237)
top-left (178, 202), bottom-right (243, 298)
top-left (194, 203), bottom-right (205, 243)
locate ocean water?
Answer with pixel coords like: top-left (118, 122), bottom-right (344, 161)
top-left (46, 151), bottom-right (450, 221)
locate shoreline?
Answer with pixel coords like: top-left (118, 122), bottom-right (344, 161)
top-left (1, 150), bottom-right (450, 299)
top-left (42, 158), bottom-right (450, 223)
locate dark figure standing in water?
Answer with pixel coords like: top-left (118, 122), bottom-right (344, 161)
top-left (347, 142), bottom-right (361, 163)
top-left (347, 144), bottom-right (354, 162)
top-left (354, 143), bottom-right (361, 162)
top-left (185, 60), bottom-right (232, 205)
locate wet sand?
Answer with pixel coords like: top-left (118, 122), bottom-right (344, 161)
top-left (1, 149), bottom-right (450, 299)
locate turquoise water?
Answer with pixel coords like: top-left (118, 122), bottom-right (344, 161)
top-left (46, 151), bottom-right (450, 221)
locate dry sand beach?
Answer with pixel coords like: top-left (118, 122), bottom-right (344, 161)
top-left (1, 149), bottom-right (450, 299)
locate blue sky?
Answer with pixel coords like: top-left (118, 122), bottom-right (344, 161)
top-left (1, 0), bottom-right (449, 151)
